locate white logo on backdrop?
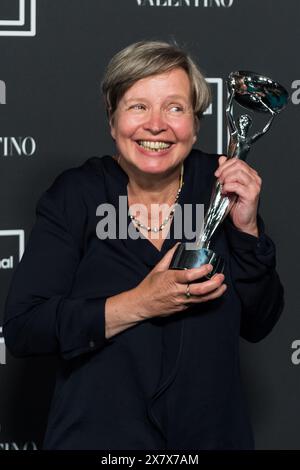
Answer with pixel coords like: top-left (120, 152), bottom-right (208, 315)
top-left (0, 0), bottom-right (36, 37)
top-left (0, 80), bottom-right (6, 104)
top-left (0, 440), bottom-right (38, 450)
top-left (205, 78), bottom-right (223, 154)
top-left (0, 81), bottom-right (36, 156)
top-left (0, 137), bottom-right (36, 157)
top-left (0, 256), bottom-right (13, 270)
top-left (0, 230), bottom-right (24, 366)
top-left (0, 327), bottom-right (5, 365)
top-left (291, 340), bottom-right (300, 365)
top-left (136, 0), bottom-right (234, 7)
top-left (291, 80), bottom-right (300, 105)
top-left (0, 230), bottom-right (25, 262)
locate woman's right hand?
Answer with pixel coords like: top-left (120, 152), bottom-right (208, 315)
top-left (133, 243), bottom-right (227, 320)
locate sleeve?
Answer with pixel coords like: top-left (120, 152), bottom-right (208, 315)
top-left (224, 214), bottom-right (284, 342)
top-left (3, 172), bottom-right (114, 360)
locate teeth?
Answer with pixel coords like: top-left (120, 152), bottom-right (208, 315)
top-left (138, 140), bottom-right (171, 151)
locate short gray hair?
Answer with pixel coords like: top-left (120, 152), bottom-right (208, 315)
top-left (101, 40), bottom-right (212, 127)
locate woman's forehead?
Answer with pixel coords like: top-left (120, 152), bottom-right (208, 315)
top-left (121, 68), bottom-right (192, 101)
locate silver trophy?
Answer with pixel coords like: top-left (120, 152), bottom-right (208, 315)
top-left (170, 71), bottom-right (289, 277)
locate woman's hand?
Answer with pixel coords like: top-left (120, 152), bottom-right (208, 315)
top-left (133, 243), bottom-right (227, 320)
top-left (105, 244), bottom-right (226, 339)
top-left (215, 156), bottom-right (262, 237)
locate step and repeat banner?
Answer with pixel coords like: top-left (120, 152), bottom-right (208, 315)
top-left (0, 0), bottom-right (299, 450)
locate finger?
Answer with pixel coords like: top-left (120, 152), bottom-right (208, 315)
top-left (152, 242), bottom-right (180, 273)
top-left (218, 155), bottom-right (227, 166)
top-left (214, 156), bottom-right (228, 176)
top-left (221, 181), bottom-right (260, 201)
top-left (218, 168), bottom-right (254, 187)
top-left (215, 159), bottom-right (257, 179)
top-left (188, 273), bottom-right (225, 296)
top-left (174, 263), bottom-right (214, 284)
top-left (215, 157), bottom-right (237, 177)
top-left (218, 162), bottom-right (258, 181)
top-left (187, 283), bottom-right (227, 304)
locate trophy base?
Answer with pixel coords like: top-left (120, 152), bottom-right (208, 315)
top-left (169, 243), bottom-right (224, 280)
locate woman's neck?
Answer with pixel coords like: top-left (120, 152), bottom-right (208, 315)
top-left (116, 157), bottom-right (182, 207)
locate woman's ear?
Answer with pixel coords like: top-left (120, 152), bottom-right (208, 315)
top-left (109, 112), bottom-right (116, 140)
top-left (193, 116), bottom-right (200, 143)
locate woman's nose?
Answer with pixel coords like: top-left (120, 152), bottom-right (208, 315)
top-left (143, 109), bottom-right (167, 134)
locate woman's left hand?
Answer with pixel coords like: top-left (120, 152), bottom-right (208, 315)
top-left (214, 156), bottom-right (262, 237)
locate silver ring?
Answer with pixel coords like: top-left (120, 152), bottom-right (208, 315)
top-left (185, 283), bottom-right (191, 299)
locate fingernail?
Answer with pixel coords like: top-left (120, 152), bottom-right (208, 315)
top-left (207, 265), bottom-right (213, 272)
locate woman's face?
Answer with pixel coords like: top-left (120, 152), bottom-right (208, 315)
top-left (110, 67), bottom-right (197, 176)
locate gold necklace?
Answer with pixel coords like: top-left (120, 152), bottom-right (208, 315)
top-left (128, 163), bottom-right (184, 233)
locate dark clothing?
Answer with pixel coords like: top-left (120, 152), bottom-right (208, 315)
top-left (3, 149), bottom-right (284, 450)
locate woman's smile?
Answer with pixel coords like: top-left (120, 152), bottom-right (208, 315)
top-left (110, 68), bottom-right (197, 175)
top-left (135, 139), bottom-right (175, 157)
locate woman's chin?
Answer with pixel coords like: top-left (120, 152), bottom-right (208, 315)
top-left (135, 161), bottom-right (173, 176)
top-left (133, 152), bottom-right (176, 174)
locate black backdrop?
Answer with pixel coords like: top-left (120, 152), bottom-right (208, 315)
top-left (0, 0), bottom-right (299, 450)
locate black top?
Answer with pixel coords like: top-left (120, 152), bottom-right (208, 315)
top-left (3, 149), bottom-right (284, 450)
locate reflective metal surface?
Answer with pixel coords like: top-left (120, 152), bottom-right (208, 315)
top-left (196, 71), bottom-right (289, 250)
top-left (169, 244), bottom-right (224, 277)
top-left (228, 71), bottom-right (289, 114)
top-left (171, 71), bottom-right (288, 271)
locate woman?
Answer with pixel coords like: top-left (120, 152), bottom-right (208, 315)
top-left (3, 41), bottom-right (284, 450)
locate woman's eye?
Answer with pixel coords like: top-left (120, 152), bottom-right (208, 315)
top-left (129, 104), bottom-right (146, 111)
top-left (169, 105), bottom-right (184, 113)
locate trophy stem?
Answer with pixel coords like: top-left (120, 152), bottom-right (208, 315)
top-left (196, 180), bottom-right (235, 250)
top-left (170, 70), bottom-right (288, 275)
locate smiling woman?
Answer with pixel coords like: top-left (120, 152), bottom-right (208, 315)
top-left (3, 40), bottom-right (284, 450)
top-left (102, 41), bottom-right (212, 251)
top-left (110, 69), bottom-right (197, 177)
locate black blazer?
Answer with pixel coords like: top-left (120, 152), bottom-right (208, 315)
top-left (3, 149), bottom-right (284, 450)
